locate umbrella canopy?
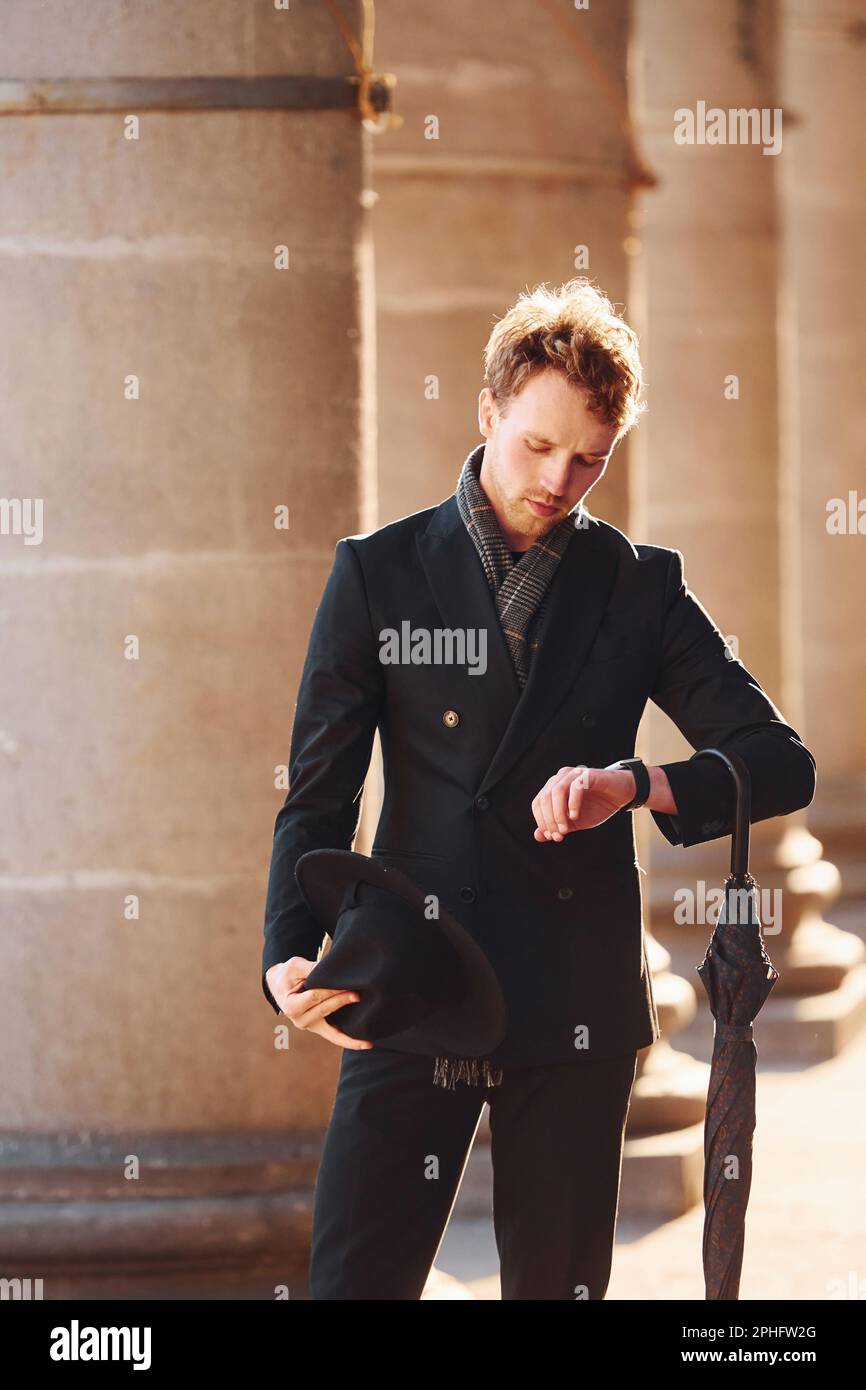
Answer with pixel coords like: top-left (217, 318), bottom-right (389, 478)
top-left (692, 747), bottom-right (780, 1301)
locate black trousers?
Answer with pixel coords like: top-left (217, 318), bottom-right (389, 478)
top-left (309, 1042), bottom-right (638, 1300)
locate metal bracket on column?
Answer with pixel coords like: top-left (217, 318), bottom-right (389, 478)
top-left (0, 73), bottom-right (395, 119)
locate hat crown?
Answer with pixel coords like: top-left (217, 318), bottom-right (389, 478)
top-left (295, 847), bottom-right (507, 1055)
top-left (331, 880), bottom-right (460, 1009)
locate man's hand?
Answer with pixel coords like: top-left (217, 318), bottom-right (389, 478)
top-left (266, 957), bottom-right (374, 1051)
top-left (531, 764), bottom-right (637, 841)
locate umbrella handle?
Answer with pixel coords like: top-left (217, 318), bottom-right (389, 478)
top-left (691, 747), bottom-right (752, 879)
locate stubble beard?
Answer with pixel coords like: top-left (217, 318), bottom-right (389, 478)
top-left (504, 492), bottom-right (567, 546)
top-left (482, 439), bottom-right (570, 545)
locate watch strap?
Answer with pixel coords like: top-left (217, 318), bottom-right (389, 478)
top-left (616, 757), bottom-right (651, 811)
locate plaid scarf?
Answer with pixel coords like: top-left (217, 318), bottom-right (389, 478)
top-left (430, 442), bottom-right (583, 1090)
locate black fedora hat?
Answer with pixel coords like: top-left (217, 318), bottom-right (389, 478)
top-left (294, 848), bottom-right (507, 1058)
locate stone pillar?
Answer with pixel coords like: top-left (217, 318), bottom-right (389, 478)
top-left (778, 0), bottom-right (866, 902)
top-left (0, 0), bottom-right (372, 1295)
top-left (369, 0), bottom-right (708, 1211)
top-left (372, 0), bottom-right (636, 528)
top-left (633, 0), bottom-right (863, 1066)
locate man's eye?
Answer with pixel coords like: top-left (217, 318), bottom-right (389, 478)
top-left (527, 442), bottom-right (603, 468)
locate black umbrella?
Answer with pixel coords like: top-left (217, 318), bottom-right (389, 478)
top-left (691, 747), bottom-right (780, 1302)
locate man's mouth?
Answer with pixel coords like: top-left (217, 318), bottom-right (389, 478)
top-left (526, 498), bottom-right (559, 517)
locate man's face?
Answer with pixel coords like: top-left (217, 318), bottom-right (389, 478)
top-left (477, 369), bottom-right (621, 548)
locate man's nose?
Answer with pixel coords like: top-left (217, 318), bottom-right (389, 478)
top-left (539, 461), bottom-right (571, 498)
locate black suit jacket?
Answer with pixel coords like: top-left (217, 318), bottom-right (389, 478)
top-left (261, 489), bottom-right (816, 1067)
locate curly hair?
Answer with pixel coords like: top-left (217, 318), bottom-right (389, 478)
top-left (482, 277), bottom-right (646, 436)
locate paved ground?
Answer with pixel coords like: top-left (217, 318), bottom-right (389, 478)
top-left (436, 902), bottom-right (866, 1301)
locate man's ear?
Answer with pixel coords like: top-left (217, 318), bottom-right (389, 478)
top-left (477, 385), bottom-right (496, 436)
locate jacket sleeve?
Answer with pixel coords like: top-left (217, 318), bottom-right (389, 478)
top-left (648, 547), bottom-right (817, 849)
top-left (261, 538), bottom-right (384, 1012)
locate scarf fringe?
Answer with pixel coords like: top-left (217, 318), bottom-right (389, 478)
top-left (432, 1055), bottom-right (504, 1089)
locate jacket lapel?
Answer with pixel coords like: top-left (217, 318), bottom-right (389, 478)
top-left (416, 493), bottom-right (621, 796)
top-left (416, 495), bottom-right (520, 755)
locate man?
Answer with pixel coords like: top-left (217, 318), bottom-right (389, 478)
top-left (261, 277), bottom-right (816, 1300)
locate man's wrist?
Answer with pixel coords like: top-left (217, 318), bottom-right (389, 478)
top-left (646, 764), bottom-right (677, 814)
top-left (610, 757), bottom-right (651, 810)
top-left (606, 761), bottom-right (679, 815)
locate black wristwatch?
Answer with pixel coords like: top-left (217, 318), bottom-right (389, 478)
top-left (612, 756), bottom-right (651, 811)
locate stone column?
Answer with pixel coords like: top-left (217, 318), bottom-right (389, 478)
top-left (369, 0), bottom-right (708, 1211)
top-left (633, 0), bottom-right (863, 1066)
top-left (0, 0), bottom-right (373, 1295)
top-left (372, 0), bottom-right (636, 528)
top-left (778, 0), bottom-right (866, 902)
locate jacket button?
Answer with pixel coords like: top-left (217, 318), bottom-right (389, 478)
top-left (557, 886), bottom-right (573, 900)
top-left (459, 886), bottom-right (476, 903)
top-left (475, 795), bottom-right (489, 811)
top-left (443, 709), bottom-right (460, 728)
top-left (580, 713), bottom-right (596, 728)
